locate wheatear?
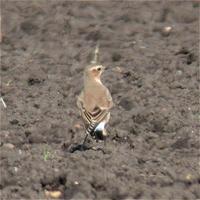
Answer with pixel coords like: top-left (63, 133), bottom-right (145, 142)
top-left (77, 45), bottom-right (113, 145)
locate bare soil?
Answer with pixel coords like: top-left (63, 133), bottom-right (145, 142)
top-left (0, 1), bottom-right (199, 199)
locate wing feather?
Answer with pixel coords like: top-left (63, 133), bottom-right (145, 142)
top-left (83, 106), bottom-right (108, 124)
top-left (77, 90), bottom-right (111, 138)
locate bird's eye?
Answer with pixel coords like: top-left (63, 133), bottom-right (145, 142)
top-left (97, 67), bottom-right (101, 71)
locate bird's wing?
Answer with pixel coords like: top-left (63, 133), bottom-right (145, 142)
top-left (77, 90), bottom-right (109, 122)
top-left (83, 106), bottom-right (109, 124)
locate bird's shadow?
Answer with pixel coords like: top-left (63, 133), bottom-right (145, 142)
top-left (69, 144), bottom-right (90, 153)
top-left (62, 142), bottom-right (106, 154)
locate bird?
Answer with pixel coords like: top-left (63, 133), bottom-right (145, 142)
top-left (77, 44), bottom-right (113, 146)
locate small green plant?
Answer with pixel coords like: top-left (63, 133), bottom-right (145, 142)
top-left (43, 148), bottom-right (53, 161)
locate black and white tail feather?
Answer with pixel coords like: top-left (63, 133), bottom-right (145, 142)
top-left (85, 121), bottom-right (97, 138)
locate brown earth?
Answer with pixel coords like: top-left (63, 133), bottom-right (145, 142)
top-left (0, 1), bottom-right (199, 199)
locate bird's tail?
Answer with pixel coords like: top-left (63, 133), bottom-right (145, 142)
top-left (85, 121), bottom-right (97, 137)
top-left (85, 121), bottom-right (107, 141)
top-left (91, 42), bottom-right (99, 64)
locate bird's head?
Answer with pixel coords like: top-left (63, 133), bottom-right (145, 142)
top-left (84, 64), bottom-right (105, 80)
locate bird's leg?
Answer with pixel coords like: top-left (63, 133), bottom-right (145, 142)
top-left (82, 134), bottom-right (88, 145)
top-left (80, 122), bottom-right (90, 150)
top-left (82, 133), bottom-right (89, 147)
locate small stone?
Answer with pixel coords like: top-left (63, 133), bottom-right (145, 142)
top-left (3, 143), bottom-right (15, 149)
top-left (186, 174), bottom-right (192, 181)
top-left (45, 190), bottom-right (62, 198)
top-left (74, 123), bottom-right (82, 129)
top-left (176, 70), bottom-right (183, 75)
top-left (161, 26), bottom-right (172, 37)
top-left (14, 167), bottom-right (18, 172)
top-left (114, 66), bottom-right (123, 73)
top-left (1, 131), bottom-right (10, 138)
top-left (74, 181), bottom-right (79, 185)
top-left (54, 168), bottom-right (59, 172)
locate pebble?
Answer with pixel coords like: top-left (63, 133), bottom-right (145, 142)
top-left (74, 123), bottom-right (82, 129)
top-left (176, 70), bottom-right (183, 75)
top-left (14, 167), bottom-right (18, 172)
top-left (74, 181), bottom-right (79, 185)
top-left (161, 26), bottom-right (172, 37)
top-left (114, 66), bottom-right (123, 73)
top-left (54, 168), bottom-right (59, 172)
top-left (186, 174), bottom-right (192, 181)
top-left (3, 143), bottom-right (15, 149)
top-left (45, 190), bottom-right (62, 198)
